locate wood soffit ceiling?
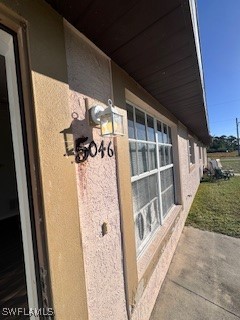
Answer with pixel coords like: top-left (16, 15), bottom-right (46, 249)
top-left (46, 0), bottom-right (210, 144)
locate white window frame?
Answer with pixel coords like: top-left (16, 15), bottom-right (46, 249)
top-left (127, 101), bottom-right (175, 255)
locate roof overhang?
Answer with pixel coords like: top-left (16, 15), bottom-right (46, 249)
top-left (46, 0), bottom-right (210, 144)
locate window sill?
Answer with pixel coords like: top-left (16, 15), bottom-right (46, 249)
top-left (137, 204), bottom-right (182, 281)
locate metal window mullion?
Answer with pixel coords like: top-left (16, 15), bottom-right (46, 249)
top-left (131, 168), bottom-right (158, 182)
top-left (154, 119), bottom-right (164, 225)
top-left (159, 163), bottom-right (174, 172)
top-left (129, 138), bottom-right (157, 145)
top-left (158, 142), bottom-right (172, 147)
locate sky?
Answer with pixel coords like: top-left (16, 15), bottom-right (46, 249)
top-left (197, 0), bottom-right (240, 137)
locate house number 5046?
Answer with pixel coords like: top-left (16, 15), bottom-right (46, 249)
top-left (75, 140), bottom-right (114, 163)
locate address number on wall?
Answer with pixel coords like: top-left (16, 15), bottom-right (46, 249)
top-left (75, 140), bottom-right (114, 163)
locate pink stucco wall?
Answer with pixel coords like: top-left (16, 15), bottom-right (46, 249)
top-left (64, 23), bottom-right (128, 320)
top-left (178, 124), bottom-right (202, 212)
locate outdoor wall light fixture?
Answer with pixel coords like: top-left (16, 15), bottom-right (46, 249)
top-left (91, 99), bottom-right (124, 137)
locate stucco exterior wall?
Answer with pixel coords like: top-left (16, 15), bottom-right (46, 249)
top-left (64, 22), bottom-right (128, 320)
top-left (178, 123), bottom-right (201, 212)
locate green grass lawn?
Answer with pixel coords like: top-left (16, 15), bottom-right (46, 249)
top-left (207, 152), bottom-right (240, 173)
top-left (186, 177), bottom-right (240, 238)
top-left (221, 158), bottom-right (240, 173)
top-left (207, 151), bottom-right (238, 158)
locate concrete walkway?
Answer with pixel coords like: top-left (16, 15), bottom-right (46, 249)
top-left (150, 227), bottom-right (240, 320)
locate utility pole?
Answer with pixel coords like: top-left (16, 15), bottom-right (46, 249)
top-left (236, 118), bottom-right (240, 156)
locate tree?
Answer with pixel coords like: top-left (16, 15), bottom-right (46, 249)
top-left (207, 135), bottom-right (238, 152)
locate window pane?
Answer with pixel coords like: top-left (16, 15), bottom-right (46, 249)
top-left (164, 146), bottom-right (173, 165)
top-left (170, 186), bottom-right (175, 208)
top-left (147, 115), bottom-right (155, 141)
top-left (138, 143), bottom-right (148, 174)
top-left (149, 174), bottom-right (158, 200)
top-left (146, 206), bottom-right (152, 233)
top-left (161, 192), bottom-right (167, 218)
top-left (129, 142), bottom-right (137, 176)
top-left (148, 144), bottom-right (157, 171)
top-left (169, 146), bottom-right (173, 164)
top-left (161, 170), bottom-right (166, 192)
top-left (160, 168), bottom-right (174, 193)
top-left (167, 168), bottom-right (174, 188)
top-left (165, 146), bottom-right (170, 165)
top-left (162, 168), bottom-right (173, 192)
top-left (135, 109), bottom-right (147, 141)
top-left (132, 175), bottom-right (159, 213)
top-left (159, 145), bottom-right (165, 167)
top-left (127, 104), bottom-right (135, 139)
top-left (132, 177), bottom-right (149, 212)
top-left (162, 186), bottom-right (175, 218)
top-left (137, 212), bottom-right (144, 241)
top-left (133, 174), bottom-right (160, 253)
top-left (157, 121), bottom-right (163, 143)
top-left (137, 201), bottom-right (159, 244)
top-left (168, 126), bottom-right (172, 144)
top-left (148, 199), bottom-right (160, 227)
top-left (160, 168), bottom-right (175, 218)
top-left (163, 124), bottom-right (168, 143)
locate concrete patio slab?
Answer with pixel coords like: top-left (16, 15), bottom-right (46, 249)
top-left (150, 227), bottom-right (240, 320)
